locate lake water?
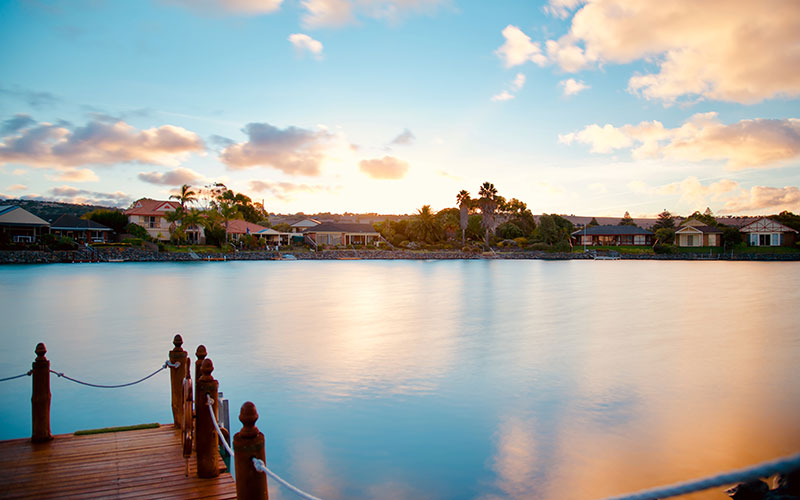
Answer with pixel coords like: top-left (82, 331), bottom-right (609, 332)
top-left (1, 260), bottom-right (799, 499)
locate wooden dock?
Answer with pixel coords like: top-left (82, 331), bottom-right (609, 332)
top-left (0, 424), bottom-right (236, 499)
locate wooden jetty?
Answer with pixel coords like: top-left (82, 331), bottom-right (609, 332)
top-left (0, 336), bottom-right (270, 500)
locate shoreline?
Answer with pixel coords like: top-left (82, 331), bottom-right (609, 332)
top-left (2, 248), bottom-right (799, 264)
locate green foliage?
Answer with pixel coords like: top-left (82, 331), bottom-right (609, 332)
top-left (204, 224), bottom-right (226, 247)
top-left (124, 223), bottom-right (151, 240)
top-left (409, 205), bottom-right (444, 243)
top-left (619, 211), bottom-right (637, 226)
top-left (496, 221), bottom-right (524, 240)
top-left (553, 240), bottom-right (572, 252)
top-left (272, 223), bottom-right (292, 233)
top-left (721, 225), bottom-right (742, 247)
top-left (769, 211), bottom-right (800, 232)
top-left (53, 236), bottom-right (77, 250)
top-left (239, 234), bottom-right (262, 250)
top-left (465, 214), bottom-right (483, 241)
top-left (653, 243), bottom-right (678, 254)
top-left (588, 217), bottom-right (599, 226)
top-left (513, 237), bottom-right (528, 248)
top-left (122, 237), bottom-right (144, 246)
top-left (83, 209), bottom-right (128, 234)
top-left (655, 227), bottom-right (675, 244)
top-left (538, 214), bottom-right (573, 245)
top-left (375, 219), bottom-right (411, 246)
top-left (652, 210), bottom-right (675, 231)
top-left (685, 208), bottom-right (717, 226)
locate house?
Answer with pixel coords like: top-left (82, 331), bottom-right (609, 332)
top-left (225, 219), bottom-right (269, 242)
top-left (125, 199), bottom-right (204, 243)
top-left (304, 222), bottom-right (381, 248)
top-left (571, 225), bottom-right (654, 246)
top-left (50, 214), bottom-right (113, 243)
top-left (739, 217), bottom-right (798, 247)
top-left (0, 205), bottom-right (49, 243)
top-left (675, 219), bottom-right (723, 247)
top-left (290, 218), bottom-right (320, 233)
top-left (254, 227), bottom-right (293, 247)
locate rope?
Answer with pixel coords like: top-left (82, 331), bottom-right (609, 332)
top-left (49, 361), bottom-right (174, 389)
top-left (204, 395), bottom-right (324, 500)
top-left (205, 395), bottom-right (234, 457)
top-left (0, 370), bottom-right (32, 382)
top-left (598, 452), bottom-right (800, 500)
top-left (252, 457), bottom-right (324, 500)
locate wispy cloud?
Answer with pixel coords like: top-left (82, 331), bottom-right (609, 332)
top-left (47, 168), bottom-right (100, 182)
top-left (6, 184), bottom-right (27, 192)
top-left (390, 128), bottom-right (415, 146)
top-left (289, 33), bottom-right (324, 58)
top-left (491, 73), bottom-right (527, 102)
top-left (358, 156), bottom-right (409, 179)
top-left (300, 0), bottom-right (447, 28)
top-left (162, 0), bottom-right (283, 14)
top-left (138, 167), bottom-right (205, 186)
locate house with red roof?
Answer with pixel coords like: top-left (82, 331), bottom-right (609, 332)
top-left (740, 217), bottom-right (798, 247)
top-left (124, 198), bottom-right (204, 243)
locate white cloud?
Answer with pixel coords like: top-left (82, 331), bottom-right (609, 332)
top-left (495, 25), bottom-right (547, 68)
top-left (48, 168), bottom-right (100, 182)
top-left (539, 0), bottom-right (800, 103)
top-left (220, 122), bottom-right (340, 176)
top-left (490, 91), bottom-right (515, 102)
top-left (163, 0), bottom-right (283, 14)
top-left (300, 0), bottom-right (445, 28)
top-left (48, 185), bottom-right (132, 207)
top-left (288, 33), bottom-right (324, 57)
top-left (6, 184), bottom-right (27, 192)
top-left (0, 119), bottom-right (204, 169)
top-left (138, 167), bottom-right (205, 186)
top-left (358, 156), bottom-right (409, 179)
top-left (560, 78), bottom-right (589, 96)
top-left (511, 73), bottom-right (526, 91)
top-left (562, 114), bottom-right (800, 168)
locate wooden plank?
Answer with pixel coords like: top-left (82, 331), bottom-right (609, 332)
top-left (0, 424), bottom-right (236, 499)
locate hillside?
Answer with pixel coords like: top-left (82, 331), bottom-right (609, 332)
top-left (0, 198), bottom-right (120, 223)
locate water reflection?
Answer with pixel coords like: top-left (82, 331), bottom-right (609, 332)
top-left (1, 260), bottom-right (799, 500)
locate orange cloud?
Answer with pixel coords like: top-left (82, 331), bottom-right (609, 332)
top-left (358, 156), bottom-right (410, 179)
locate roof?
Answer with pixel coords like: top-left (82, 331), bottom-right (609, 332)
top-left (225, 219), bottom-right (269, 235)
top-left (290, 218), bottom-right (320, 228)
top-left (50, 214), bottom-right (112, 231)
top-left (125, 199), bottom-right (180, 216)
top-left (553, 215), bottom-right (661, 229)
top-left (675, 225), bottom-right (722, 234)
top-left (0, 206), bottom-right (50, 227)
top-left (739, 217), bottom-right (799, 234)
top-left (255, 227), bottom-right (291, 235)
top-left (571, 224), bottom-right (654, 236)
top-left (306, 222), bottom-right (379, 234)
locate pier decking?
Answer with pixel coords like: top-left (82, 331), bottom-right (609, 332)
top-left (0, 424), bottom-right (236, 499)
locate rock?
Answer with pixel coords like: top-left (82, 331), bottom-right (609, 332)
top-left (727, 480), bottom-right (769, 500)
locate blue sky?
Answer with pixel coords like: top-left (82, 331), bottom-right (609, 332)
top-left (1, 0), bottom-right (799, 216)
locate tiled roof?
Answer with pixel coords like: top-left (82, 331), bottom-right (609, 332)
top-left (50, 214), bottom-right (112, 231)
top-left (306, 222), bottom-right (379, 234)
top-left (125, 199), bottom-right (180, 216)
top-left (226, 219), bottom-right (269, 235)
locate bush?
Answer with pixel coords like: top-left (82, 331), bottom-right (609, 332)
top-left (514, 237), bottom-right (528, 248)
top-left (653, 243), bottom-right (678, 254)
top-left (122, 237), bottom-right (144, 246)
top-left (124, 223), bottom-right (151, 241)
top-left (553, 240), bottom-right (572, 253)
top-left (53, 236), bottom-right (77, 250)
top-left (496, 222), bottom-right (524, 240)
top-left (529, 243), bottom-right (550, 251)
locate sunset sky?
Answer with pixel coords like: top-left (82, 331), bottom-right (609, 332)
top-left (1, 0), bottom-right (799, 216)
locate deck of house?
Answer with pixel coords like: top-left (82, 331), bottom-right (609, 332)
top-left (0, 424), bottom-right (236, 499)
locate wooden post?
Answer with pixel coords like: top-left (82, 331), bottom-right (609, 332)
top-left (195, 345), bottom-right (206, 414)
top-left (169, 334), bottom-right (188, 427)
top-left (234, 402), bottom-right (268, 500)
top-left (196, 358), bottom-right (220, 478)
top-left (31, 343), bottom-right (52, 443)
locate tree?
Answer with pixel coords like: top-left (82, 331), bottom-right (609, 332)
top-left (409, 205), bottom-right (443, 243)
top-left (83, 209), bottom-right (128, 235)
top-left (180, 209), bottom-right (205, 244)
top-left (165, 207), bottom-right (186, 243)
top-left (538, 214), bottom-right (573, 246)
top-left (652, 210), bottom-right (675, 231)
top-left (770, 211), bottom-right (800, 232)
top-left (457, 190), bottom-right (471, 247)
top-left (687, 208), bottom-right (717, 226)
top-left (437, 207), bottom-right (460, 241)
top-left (654, 227), bottom-right (675, 244)
top-left (619, 211), bottom-right (637, 226)
top-left (588, 217), bottom-right (599, 227)
top-left (218, 202), bottom-right (241, 243)
top-left (478, 182), bottom-right (498, 247)
top-left (496, 221), bottom-right (524, 240)
top-left (721, 226), bottom-right (742, 249)
top-left (170, 184), bottom-right (197, 210)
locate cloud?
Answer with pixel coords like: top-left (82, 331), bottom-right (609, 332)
top-left (561, 113), bottom-right (800, 168)
top-left (495, 25), bottom-right (547, 68)
top-left (358, 156), bottom-right (409, 179)
top-left (248, 180), bottom-right (339, 201)
top-left (162, 0), bottom-right (282, 14)
top-left (289, 33), bottom-right (324, 57)
top-left (539, 0), bottom-right (800, 103)
top-left (491, 91), bottom-right (515, 102)
top-left (511, 73), bottom-right (526, 91)
top-left (1, 114), bottom-right (36, 135)
top-left (390, 128), bottom-right (415, 146)
top-left (0, 119), bottom-right (205, 169)
top-left (300, 0), bottom-right (447, 28)
top-left (47, 185), bottom-right (132, 207)
top-left (48, 168), bottom-right (100, 182)
top-left (138, 167), bottom-right (205, 186)
top-left (6, 184), bottom-right (27, 192)
top-left (0, 86), bottom-right (60, 109)
top-left (220, 122), bottom-right (336, 176)
top-left (723, 185), bottom-right (800, 213)
top-left (560, 78), bottom-right (589, 96)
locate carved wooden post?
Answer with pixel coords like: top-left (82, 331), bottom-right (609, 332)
top-left (195, 345), bottom-right (206, 414)
top-left (169, 334), bottom-right (188, 427)
top-left (31, 343), bottom-right (52, 443)
top-left (234, 402), bottom-right (268, 500)
top-left (196, 358), bottom-right (220, 478)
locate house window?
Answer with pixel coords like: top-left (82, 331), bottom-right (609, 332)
top-left (148, 216), bottom-right (157, 228)
top-left (634, 235), bottom-right (645, 245)
top-left (759, 234), bottom-right (771, 246)
top-left (686, 235), bottom-right (696, 246)
top-left (772, 233), bottom-right (781, 246)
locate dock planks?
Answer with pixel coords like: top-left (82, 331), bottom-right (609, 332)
top-left (0, 424), bottom-right (236, 499)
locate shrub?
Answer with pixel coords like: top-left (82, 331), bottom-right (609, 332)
top-left (53, 236), bottom-right (77, 250)
top-left (529, 243), bottom-right (550, 251)
top-left (653, 243), bottom-right (678, 254)
top-left (124, 223), bottom-right (151, 241)
top-left (514, 237), bottom-right (528, 248)
top-left (122, 237), bottom-right (143, 246)
top-left (553, 240), bottom-right (572, 253)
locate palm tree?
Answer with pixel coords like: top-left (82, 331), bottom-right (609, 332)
top-left (457, 190), bottom-right (471, 247)
top-left (165, 207), bottom-right (186, 243)
top-left (180, 209), bottom-right (205, 245)
top-left (170, 184), bottom-right (197, 210)
top-left (478, 182), bottom-right (498, 247)
top-left (218, 202), bottom-right (240, 244)
top-left (409, 205), bottom-right (442, 244)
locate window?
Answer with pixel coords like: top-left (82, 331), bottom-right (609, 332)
top-left (759, 234), bottom-right (771, 246)
top-left (148, 216), bottom-right (157, 228)
top-left (686, 235), bottom-right (696, 246)
top-left (772, 233), bottom-right (781, 246)
top-left (634, 235), bottom-right (646, 245)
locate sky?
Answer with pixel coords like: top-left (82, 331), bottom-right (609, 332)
top-left (0, 0), bottom-right (799, 217)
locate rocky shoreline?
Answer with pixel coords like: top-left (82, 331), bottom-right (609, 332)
top-left (2, 247), bottom-right (799, 264)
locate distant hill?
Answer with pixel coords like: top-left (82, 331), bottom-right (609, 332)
top-left (0, 198), bottom-right (121, 223)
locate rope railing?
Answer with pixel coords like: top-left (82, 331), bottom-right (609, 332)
top-left (597, 452), bottom-right (800, 500)
top-left (0, 370), bottom-right (32, 382)
top-left (49, 360), bottom-right (180, 389)
top-left (205, 395), bottom-right (324, 500)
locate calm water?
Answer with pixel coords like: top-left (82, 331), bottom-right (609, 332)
top-left (1, 260), bottom-right (799, 499)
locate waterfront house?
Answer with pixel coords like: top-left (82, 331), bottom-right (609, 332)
top-left (675, 220), bottom-right (722, 247)
top-left (739, 217), bottom-right (798, 247)
top-left (0, 205), bottom-right (49, 243)
top-left (50, 214), bottom-right (113, 243)
top-left (254, 227), bottom-right (293, 247)
top-left (290, 218), bottom-right (320, 233)
top-left (224, 219), bottom-right (269, 242)
top-left (125, 199), bottom-right (205, 243)
top-left (304, 222), bottom-right (381, 248)
top-left (571, 225), bottom-right (654, 246)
